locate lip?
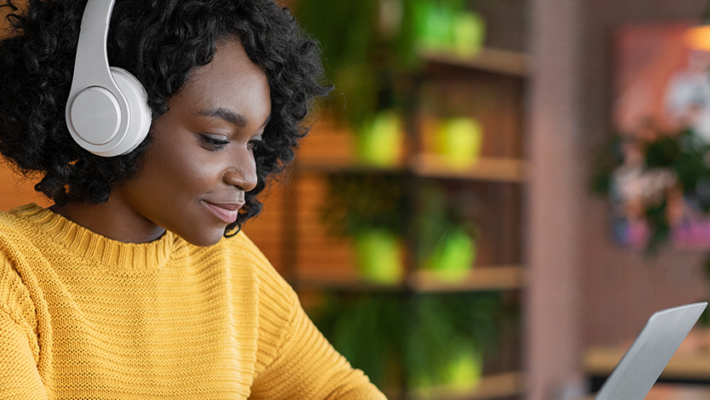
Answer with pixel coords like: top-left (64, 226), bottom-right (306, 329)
top-left (203, 201), bottom-right (244, 224)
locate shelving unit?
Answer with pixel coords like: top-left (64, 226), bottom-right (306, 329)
top-left (244, 45), bottom-right (528, 400)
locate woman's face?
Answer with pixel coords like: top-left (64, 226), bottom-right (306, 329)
top-left (109, 38), bottom-right (271, 246)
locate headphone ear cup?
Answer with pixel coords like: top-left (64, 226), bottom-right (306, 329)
top-left (109, 67), bottom-right (152, 155)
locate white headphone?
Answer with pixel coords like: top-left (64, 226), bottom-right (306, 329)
top-left (65, 0), bottom-right (151, 157)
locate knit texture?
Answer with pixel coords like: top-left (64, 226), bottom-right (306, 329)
top-left (0, 204), bottom-right (386, 399)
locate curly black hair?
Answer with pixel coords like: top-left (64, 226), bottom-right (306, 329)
top-left (0, 0), bottom-right (330, 235)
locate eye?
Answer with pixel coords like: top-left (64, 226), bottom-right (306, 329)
top-left (199, 134), bottom-right (229, 150)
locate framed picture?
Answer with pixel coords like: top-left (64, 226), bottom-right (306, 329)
top-left (612, 21), bottom-right (710, 249)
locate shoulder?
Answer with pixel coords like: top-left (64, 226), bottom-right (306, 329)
top-left (0, 205), bottom-right (35, 237)
top-left (221, 233), bottom-right (290, 285)
top-left (0, 205), bottom-right (53, 277)
top-left (0, 204), bottom-right (52, 251)
top-left (219, 232), bottom-right (299, 309)
top-left (0, 207), bottom-right (43, 332)
top-left (0, 205), bottom-right (45, 268)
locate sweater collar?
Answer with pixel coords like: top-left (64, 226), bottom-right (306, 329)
top-left (11, 203), bottom-right (176, 270)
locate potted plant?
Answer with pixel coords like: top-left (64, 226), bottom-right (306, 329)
top-left (417, 181), bottom-right (479, 282)
top-left (295, 0), bottom-right (419, 166)
top-left (321, 172), bottom-right (409, 284)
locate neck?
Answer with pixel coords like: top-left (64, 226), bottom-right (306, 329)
top-left (49, 198), bottom-right (166, 244)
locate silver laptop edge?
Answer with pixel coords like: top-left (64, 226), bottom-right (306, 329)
top-left (594, 302), bottom-right (707, 400)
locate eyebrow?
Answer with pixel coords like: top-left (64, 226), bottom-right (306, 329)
top-left (195, 108), bottom-right (272, 130)
top-left (196, 108), bottom-right (248, 128)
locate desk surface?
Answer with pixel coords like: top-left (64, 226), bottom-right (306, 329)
top-left (645, 384), bottom-right (710, 400)
top-left (585, 343), bottom-right (710, 380)
top-left (582, 384), bottom-right (710, 400)
top-left (585, 331), bottom-right (710, 399)
top-left (585, 328), bottom-right (710, 379)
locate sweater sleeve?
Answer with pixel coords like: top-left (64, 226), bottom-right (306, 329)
top-left (0, 309), bottom-right (47, 399)
top-left (250, 293), bottom-right (387, 400)
top-left (239, 236), bottom-right (386, 399)
top-left (0, 255), bottom-right (47, 399)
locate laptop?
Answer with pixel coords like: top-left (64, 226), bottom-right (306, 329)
top-left (594, 302), bottom-right (708, 400)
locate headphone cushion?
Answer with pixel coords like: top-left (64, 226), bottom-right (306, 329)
top-left (109, 67), bottom-right (152, 155)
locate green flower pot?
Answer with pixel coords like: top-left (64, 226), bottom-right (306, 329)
top-left (354, 229), bottom-right (403, 284)
top-left (414, 1), bottom-right (486, 56)
top-left (444, 347), bottom-right (483, 391)
top-left (415, 1), bottom-right (453, 52)
top-left (424, 228), bottom-right (475, 282)
top-left (410, 346), bottom-right (483, 395)
top-left (356, 111), bottom-right (403, 167)
top-left (436, 117), bottom-right (484, 169)
top-left (452, 11), bottom-right (486, 57)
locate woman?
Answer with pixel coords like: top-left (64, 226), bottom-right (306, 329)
top-left (0, 0), bottom-right (386, 398)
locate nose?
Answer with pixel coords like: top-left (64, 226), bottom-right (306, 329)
top-left (222, 163), bottom-right (258, 193)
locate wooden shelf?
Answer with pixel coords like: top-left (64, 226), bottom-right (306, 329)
top-left (294, 266), bottom-right (524, 293)
top-left (295, 155), bottom-right (527, 183)
top-left (295, 158), bottom-right (406, 174)
top-left (420, 47), bottom-right (528, 77)
top-left (585, 346), bottom-right (710, 380)
top-left (411, 154), bottom-right (527, 183)
top-left (411, 265), bottom-right (524, 293)
top-left (408, 371), bottom-right (525, 400)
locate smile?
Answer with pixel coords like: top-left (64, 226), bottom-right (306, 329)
top-left (203, 201), bottom-right (243, 224)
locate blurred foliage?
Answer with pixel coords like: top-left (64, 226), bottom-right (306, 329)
top-left (294, 0), bottom-right (419, 129)
top-left (294, 0), bottom-right (492, 130)
top-left (320, 172), bottom-right (409, 237)
top-left (320, 174), bottom-right (479, 263)
top-left (309, 291), bottom-right (504, 388)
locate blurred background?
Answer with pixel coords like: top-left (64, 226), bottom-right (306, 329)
top-left (6, 0), bottom-right (710, 399)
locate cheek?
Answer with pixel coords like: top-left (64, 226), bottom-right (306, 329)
top-left (137, 135), bottom-right (220, 200)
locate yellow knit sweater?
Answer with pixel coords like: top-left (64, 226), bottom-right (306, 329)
top-left (0, 204), bottom-right (386, 399)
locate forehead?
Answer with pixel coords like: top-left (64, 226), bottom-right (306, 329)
top-left (169, 39), bottom-right (271, 119)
